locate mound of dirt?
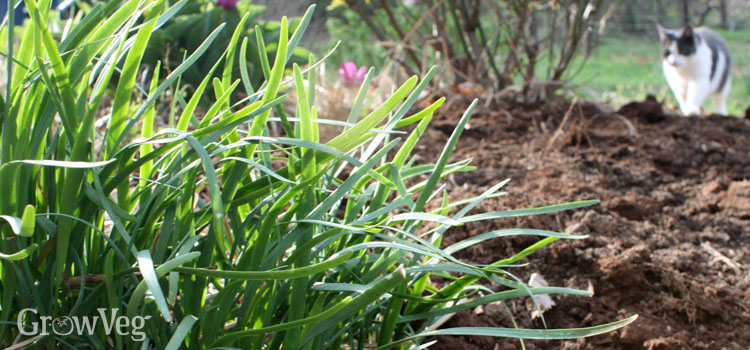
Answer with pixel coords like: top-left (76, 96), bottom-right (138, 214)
top-left (416, 93), bottom-right (750, 350)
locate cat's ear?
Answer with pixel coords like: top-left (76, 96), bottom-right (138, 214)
top-left (656, 24), bottom-right (668, 42)
top-left (683, 25), bottom-right (694, 38)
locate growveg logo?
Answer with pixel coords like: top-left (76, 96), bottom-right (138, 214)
top-left (17, 308), bottom-right (152, 341)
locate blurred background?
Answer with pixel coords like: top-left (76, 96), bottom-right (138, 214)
top-left (2, 0), bottom-right (746, 114)
top-left (255, 0), bottom-right (750, 115)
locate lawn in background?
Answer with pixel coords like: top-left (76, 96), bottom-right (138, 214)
top-left (568, 29), bottom-right (750, 116)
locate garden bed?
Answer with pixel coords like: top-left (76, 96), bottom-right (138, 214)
top-left (417, 92), bottom-right (750, 350)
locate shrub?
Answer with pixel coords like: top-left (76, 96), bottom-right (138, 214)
top-left (334, 0), bottom-right (614, 100)
top-left (0, 1), bottom-right (634, 348)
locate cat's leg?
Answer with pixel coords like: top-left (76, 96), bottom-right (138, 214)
top-left (684, 80), bottom-right (711, 116)
top-left (709, 93), bottom-right (728, 115)
top-left (665, 75), bottom-right (688, 115)
top-left (711, 76), bottom-right (731, 115)
top-left (674, 90), bottom-right (689, 116)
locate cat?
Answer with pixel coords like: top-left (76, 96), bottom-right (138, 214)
top-left (657, 25), bottom-right (731, 116)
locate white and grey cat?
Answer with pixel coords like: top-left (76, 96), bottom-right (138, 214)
top-left (657, 25), bottom-right (731, 116)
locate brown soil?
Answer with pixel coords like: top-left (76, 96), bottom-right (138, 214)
top-left (417, 93), bottom-right (750, 350)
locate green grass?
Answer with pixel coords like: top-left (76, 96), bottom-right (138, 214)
top-left (568, 29), bottom-right (750, 116)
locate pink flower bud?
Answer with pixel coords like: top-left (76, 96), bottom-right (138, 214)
top-left (216, 0), bottom-right (238, 10)
top-left (339, 62), bottom-right (367, 86)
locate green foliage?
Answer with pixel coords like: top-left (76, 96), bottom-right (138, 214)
top-left (0, 1), bottom-right (634, 349)
top-left (325, 6), bottom-right (388, 71)
top-left (143, 0), bottom-right (309, 91)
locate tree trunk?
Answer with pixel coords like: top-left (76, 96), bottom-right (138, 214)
top-left (719, 0), bottom-right (729, 29)
top-left (680, 0), bottom-right (690, 26)
top-left (655, 0), bottom-right (665, 25)
top-left (624, 1), bottom-right (638, 33)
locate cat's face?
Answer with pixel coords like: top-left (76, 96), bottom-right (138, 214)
top-left (658, 25), bottom-right (696, 67)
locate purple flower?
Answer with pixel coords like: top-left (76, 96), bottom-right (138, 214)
top-left (216, 0), bottom-right (238, 10)
top-left (339, 62), bottom-right (367, 86)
